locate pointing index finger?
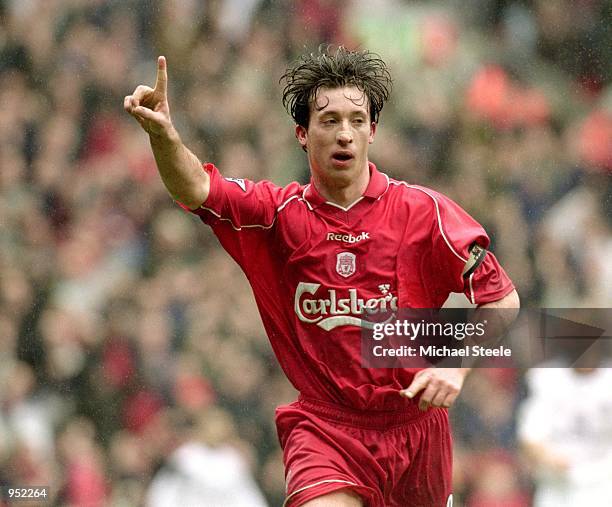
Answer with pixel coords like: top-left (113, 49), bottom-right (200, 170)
top-left (154, 56), bottom-right (167, 95)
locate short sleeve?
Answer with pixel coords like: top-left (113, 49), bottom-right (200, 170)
top-left (179, 163), bottom-right (301, 268)
top-left (429, 190), bottom-right (514, 305)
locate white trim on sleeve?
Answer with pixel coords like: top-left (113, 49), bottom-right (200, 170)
top-left (199, 195), bottom-right (307, 231)
top-left (389, 182), bottom-right (468, 264)
top-left (283, 479), bottom-right (361, 507)
top-left (469, 272), bottom-right (475, 305)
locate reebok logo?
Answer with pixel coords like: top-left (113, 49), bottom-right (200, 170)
top-left (326, 232), bottom-right (370, 244)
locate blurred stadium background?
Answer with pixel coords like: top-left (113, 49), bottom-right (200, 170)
top-left (0, 0), bottom-right (610, 505)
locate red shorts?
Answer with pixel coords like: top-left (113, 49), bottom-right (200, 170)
top-left (276, 396), bottom-right (453, 507)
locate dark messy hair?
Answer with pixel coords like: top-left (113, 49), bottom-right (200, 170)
top-left (280, 45), bottom-right (393, 128)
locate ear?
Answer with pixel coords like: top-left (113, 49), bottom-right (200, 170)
top-left (369, 122), bottom-right (377, 144)
top-left (295, 125), bottom-right (308, 150)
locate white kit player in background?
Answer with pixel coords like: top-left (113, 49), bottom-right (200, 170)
top-left (145, 409), bottom-right (268, 507)
top-left (517, 367), bottom-right (612, 506)
top-left (146, 441), bottom-right (268, 507)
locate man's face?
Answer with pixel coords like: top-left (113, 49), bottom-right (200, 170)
top-left (296, 86), bottom-right (376, 190)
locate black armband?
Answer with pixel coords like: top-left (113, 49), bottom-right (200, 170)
top-left (462, 243), bottom-right (487, 278)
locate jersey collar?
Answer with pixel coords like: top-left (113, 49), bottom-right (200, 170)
top-left (303, 162), bottom-right (388, 210)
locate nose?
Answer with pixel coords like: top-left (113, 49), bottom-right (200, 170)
top-left (336, 128), bottom-right (353, 145)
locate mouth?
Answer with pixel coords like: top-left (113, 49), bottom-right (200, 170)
top-left (331, 151), bottom-right (354, 165)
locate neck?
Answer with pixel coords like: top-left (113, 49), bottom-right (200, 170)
top-left (314, 163), bottom-right (370, 208)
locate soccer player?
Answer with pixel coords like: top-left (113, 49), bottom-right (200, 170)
top-left (124, 47), bottom-right (519, 507)
top-left (518, 367), bottom-right (612, 506)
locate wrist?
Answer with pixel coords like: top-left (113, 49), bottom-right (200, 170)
top-left (149, 124), bottom-right (180, 147)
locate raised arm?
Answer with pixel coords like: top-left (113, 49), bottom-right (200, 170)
top-left (124, 56), bottom-right (209, 209)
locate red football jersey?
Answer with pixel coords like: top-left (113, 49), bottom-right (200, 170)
top-left (187, 162), bottom-right (514, 410)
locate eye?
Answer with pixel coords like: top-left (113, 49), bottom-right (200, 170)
top-left (353, 118), bottom-right (365, 125)
top-left (323, 118), bottom-right (337, 125)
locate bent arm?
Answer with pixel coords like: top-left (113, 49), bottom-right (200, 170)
top-left (400, 289), bottom-right (520, 409)
top-left (473, 288), bottom-right (520, 339)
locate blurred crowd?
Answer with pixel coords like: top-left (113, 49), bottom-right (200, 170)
top-left (0, 0), bottom-right (610, 505)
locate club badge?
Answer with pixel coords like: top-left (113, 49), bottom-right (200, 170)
top-left (336, 252), bottom-right (356, 278)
